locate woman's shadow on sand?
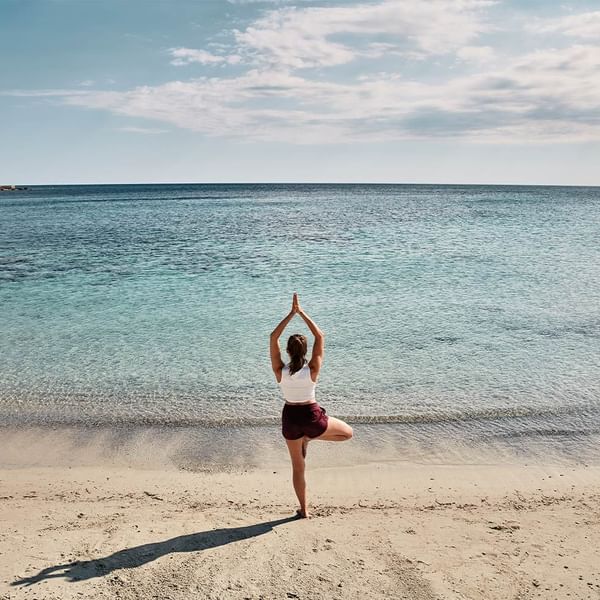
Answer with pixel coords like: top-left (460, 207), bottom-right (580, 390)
top-left (12, 515), bottom-right (299, 587)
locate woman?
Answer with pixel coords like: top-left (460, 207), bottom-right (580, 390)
top-left (270, 293), bottom-right (353, 518)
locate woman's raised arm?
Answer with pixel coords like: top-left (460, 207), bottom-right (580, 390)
top-left (295, 296), bottom-right (324, 380)
top-left (269, 294), bottom-right (297, 377)
top-left (298, 309), bottom-right (324, 341)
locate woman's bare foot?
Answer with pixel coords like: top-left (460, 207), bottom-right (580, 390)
top-left (296, 508), bottom-right (310, 519)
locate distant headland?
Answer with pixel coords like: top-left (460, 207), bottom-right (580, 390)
top-left (0, 185), bottom-right (28, 191)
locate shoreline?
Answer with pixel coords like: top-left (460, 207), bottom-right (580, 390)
top-left (3, 399), bottom-right (599, 426)
top-left (1, 420), bottom-right (599, 474)
top-left (2, 459), bottom-right (599, 599)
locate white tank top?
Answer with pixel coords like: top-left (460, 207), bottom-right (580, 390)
top-left (278, 362), bottom-right (316, 403)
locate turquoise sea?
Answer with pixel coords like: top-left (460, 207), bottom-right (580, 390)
top-left (1, 184), bottom-right (599, 462)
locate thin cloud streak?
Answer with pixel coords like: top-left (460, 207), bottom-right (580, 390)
top-left (117, 126), bottom-right (169, 134)
top-left (529, 10), bottom-right (600, 39)
top-left (169, 47), bottom-right (242, 66)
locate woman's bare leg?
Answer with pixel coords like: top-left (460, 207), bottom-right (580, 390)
top-left (302, 435), bottom-right (309, 458)
top-left (286, 438), bottom-right (309, 518)
top-left (314, 416), bottom-right (353, 442)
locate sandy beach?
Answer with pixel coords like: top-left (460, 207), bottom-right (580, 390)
top-left (1, 436), bottom-right (599, 600)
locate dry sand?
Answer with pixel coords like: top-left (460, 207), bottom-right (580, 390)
top-left (1, 450), bottom-right (599, 600)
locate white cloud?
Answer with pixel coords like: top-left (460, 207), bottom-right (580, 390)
top-left (43, 43), bottom-right (598, 144)
top-left (530, 10), bottom-right (600, 39)
top-left (233, 0), bottom-right (494, 68)
top-left (456, 45), bottom-right (494, 64)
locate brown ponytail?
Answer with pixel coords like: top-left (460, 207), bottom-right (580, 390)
top-left (286, 334), bottom-right (308, 376)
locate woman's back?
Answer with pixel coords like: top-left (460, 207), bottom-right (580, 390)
top-left (279, 362), bottom-right (316, 403)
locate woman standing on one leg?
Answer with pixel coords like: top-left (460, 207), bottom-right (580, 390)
top-left (270, 293), bottom-right (353, 518)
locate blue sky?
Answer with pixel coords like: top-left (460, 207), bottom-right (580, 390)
top-left (1, 0), bottom-right (599, 185)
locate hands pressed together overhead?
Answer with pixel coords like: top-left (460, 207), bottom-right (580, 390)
top-left (291, 292), bottom-right (302, 315)
top-left (271, 291), bottom-right (323, 341)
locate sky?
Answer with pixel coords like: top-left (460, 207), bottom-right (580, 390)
top-left (1, 0), bottom-right (599, 185)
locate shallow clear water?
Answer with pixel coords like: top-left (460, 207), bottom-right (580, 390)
top-left (1, 184), bottom-right (599, 445)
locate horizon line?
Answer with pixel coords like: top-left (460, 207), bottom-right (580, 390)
top-left (5, 181), bottom-right (600, 188)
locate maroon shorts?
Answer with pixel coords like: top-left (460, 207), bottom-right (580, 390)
top-left (281, 402), bottom-right (329, 440)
